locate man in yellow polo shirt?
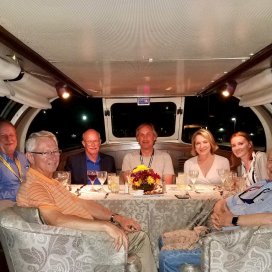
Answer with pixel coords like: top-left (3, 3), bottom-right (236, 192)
top-left (17, 130), bottom-right (156, 272)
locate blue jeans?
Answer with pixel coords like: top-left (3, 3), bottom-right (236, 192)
top-left (159, 248), bottom-right (201, 272)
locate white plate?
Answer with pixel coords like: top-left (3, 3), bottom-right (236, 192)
top-left (133, 193), bottom-right (164, 197)
top-left (131, 190), bottom-right (144, 196)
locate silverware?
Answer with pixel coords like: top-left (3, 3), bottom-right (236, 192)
top-left (75, 184), bottom-right (87, 196)
top-left (104, 192), bottom-right (109, 199)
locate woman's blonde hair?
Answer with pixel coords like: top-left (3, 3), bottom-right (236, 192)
top-left (191, 128), bottom-right (218, 156)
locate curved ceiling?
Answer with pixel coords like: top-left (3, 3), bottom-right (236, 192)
top-left (0, 0), bottom-right (272, 98)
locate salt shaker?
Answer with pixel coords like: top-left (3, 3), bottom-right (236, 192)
top-left (124, 181), bottom-right (129, 194)
top-left (123, 170), bottom-right (131, 194)
top-left (180, 264), bottom-right (200, 272)
top-left (162, 175), bottom-right (166, 193)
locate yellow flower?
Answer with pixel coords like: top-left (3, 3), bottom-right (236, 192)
top-left (130, 165), bottom-right (161, 190)
top-left (147, 176), bottom-right (154, 185)
top-left (133, 164), bottom-right (149, 172)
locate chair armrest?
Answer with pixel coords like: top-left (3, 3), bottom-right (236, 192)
top-left (0, 207), bottom-right (126, 271)
top-left (201, 225), bottom-right (272, 271)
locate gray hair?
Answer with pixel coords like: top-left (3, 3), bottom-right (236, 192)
top-left (26, 130), bottom-right (58, 152)
top-left (136, 123), bottom-right (158, 138)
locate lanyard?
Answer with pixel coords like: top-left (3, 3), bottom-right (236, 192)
top-left (0, 155), bottom-right (23, 183)
top-left (140, 149), bottom-right (154, 168)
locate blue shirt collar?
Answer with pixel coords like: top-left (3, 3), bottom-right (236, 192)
top-left (0, 150), bottom-right (19, 161)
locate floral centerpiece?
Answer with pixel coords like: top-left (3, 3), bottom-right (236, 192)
top-left (129, 164), bottom-right (161, 192)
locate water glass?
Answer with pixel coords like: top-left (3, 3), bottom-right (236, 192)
top-left (224, 171), bottom-right (237, 191)
top-left (108, 175), bottom-right (120, 193)
top-left (176, 173), bottom-right (187, 191)
top-left (53, 171), bottom-right (71, 190)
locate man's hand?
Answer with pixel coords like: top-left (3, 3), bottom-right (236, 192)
top-left (211, 209), bottom-right (233, 230)
top-left (104, 222), bottom-right (129, 251)
top-left (114, 215), bottom-right (141, 233)
top-left (211, 199), bottom-right (234, 230)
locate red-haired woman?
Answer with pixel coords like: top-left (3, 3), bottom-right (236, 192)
top-left (230, 131), bottom-right (268, 186)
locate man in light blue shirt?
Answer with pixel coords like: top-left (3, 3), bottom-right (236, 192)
top-left (0, 119), bottom-right (28, 203)
top-left (159, 149), bottom-right (272, 272)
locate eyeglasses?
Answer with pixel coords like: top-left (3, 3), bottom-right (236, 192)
top-left (30, 150), bottom-right (62, 157)
top-left (238, 185), bottom-right (270, 204)
top-left (84, 140), bottom-right (100, 145)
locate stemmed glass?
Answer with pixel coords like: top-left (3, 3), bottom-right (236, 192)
top-left (96, 171), bottom-right (107, 192)
top-left (188, 169), bottom-right (199, 191)
top-left (217, 169), bottom-right (229, 187)
top-left (87, 170), bottom-right (97, 191)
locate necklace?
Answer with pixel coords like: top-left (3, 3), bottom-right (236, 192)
top-left (140, 149), bottom-right (154, 168)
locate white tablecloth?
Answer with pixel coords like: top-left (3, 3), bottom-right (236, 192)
top-left (71, 184), bottom-right (220, 265)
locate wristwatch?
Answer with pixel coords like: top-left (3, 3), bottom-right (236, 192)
top-left (110, 213), bottom-right (118, 223)
top-left (232, 216), bottom-right (239, 226)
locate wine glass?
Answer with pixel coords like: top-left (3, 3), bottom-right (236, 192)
top-left (188, 169), bottom-right (199, 191)
top-left (96, 171), bottom-right (107, 192)
top-left (217, 169), bottom-right (229, 186)
top-left (87, 170), bottom-right (97, 191)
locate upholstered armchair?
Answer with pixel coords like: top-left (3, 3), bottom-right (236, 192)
top-left (0, 206), bottom-right (141, 272)
top-left (201, 225), bottom-right (272, 271)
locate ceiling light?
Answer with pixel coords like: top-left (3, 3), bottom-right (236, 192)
top-left (55, 82), bottom-right (71, 99)
top-left (221, 80), bottom-right (237, 97)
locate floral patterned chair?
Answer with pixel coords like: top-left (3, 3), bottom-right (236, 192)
top-left (0, 205), bottom-right (141, 272)
top-left (201, 225), bottom-right (272, 271)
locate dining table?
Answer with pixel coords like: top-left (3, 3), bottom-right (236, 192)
top-left (71, 184), bottom-right (222, 266)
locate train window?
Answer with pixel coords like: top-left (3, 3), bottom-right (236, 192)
top-left (27, 97), bottom-right (105, 150)
top-left (104, 97), bottom-right (183, 141)
top-left (182, 95), bottom-right (266, 150)
top-left (111, 102), bottom-right (176, 137)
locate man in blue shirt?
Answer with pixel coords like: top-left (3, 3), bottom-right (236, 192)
top-left (0, 119), bottom-right (28, 204)
top-left (65, 129), bottom-right (116, 184)
top-left (159, 149), bottom-right (272, 272)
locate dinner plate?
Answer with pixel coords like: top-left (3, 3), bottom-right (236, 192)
top-left (132, 193), bottom-right (164, 198)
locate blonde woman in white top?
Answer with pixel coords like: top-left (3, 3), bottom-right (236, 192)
top-left (184, 129), bottom-right (230, 185)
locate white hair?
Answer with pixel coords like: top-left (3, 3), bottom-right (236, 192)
top-left (25, 130), bottom-right (58, 152)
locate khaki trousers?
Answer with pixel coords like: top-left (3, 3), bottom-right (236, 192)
top-left (128, 231), bottom-right (157, 272)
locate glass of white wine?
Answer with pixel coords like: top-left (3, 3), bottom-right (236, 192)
top-left (217, 168), bottom-right (230, 189)
top-left (188, 169), bottom-right (199, 191)
top-left (96, 171), bottom-right (108, 192)
top-left (217, 169), bottom-right (229, 187)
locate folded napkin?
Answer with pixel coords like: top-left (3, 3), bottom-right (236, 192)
top-left (161, 226), bottom-right (209, 250)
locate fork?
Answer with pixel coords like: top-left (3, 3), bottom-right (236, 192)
top-left (75, 184), bottom-right (87, 196)
top-left (104, 192), bottom-right (109, 199)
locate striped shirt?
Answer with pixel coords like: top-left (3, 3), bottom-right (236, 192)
top-left (17, 168), bottom-right (92, 220)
